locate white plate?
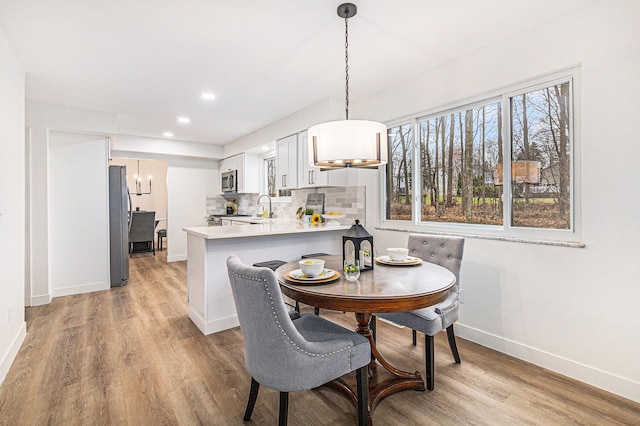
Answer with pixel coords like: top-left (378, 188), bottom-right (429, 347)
top-left (375, 255), bottom-right (422, 265)
top-left (288, 268), bottom-right (337, 281)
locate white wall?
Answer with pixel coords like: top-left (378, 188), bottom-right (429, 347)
top-left (166, 158), bottom-right (218, 262)
top-left (114, 134), bottom-right (223, 159)
top-left (49, 132), bottom-right (110, 296)
top-left (26, 101), bottom-right (118, 305)
top-left (223, 97), bottom-right (344, 157)
top-left (0, 25), bottom-right (26, 387)
top-left (357, 1), bottom-right (640, 402)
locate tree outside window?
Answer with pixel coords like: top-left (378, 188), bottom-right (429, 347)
top-left (418, 102), bottom-right (502, 225)
top-left (385, 124), bottom-right (413, 220)
top-left (264, 157), bottom-right (276, 197)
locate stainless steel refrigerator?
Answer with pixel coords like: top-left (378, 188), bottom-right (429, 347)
top-left (109, 165), bottom-right (132, 287)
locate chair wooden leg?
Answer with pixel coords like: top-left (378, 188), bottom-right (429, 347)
top-left (412, 329), bottom-right (417, 346)
top-left (425, 334), bottom-right (435, 391)
top-left (243, 378), bottom-right (260, 421)
top-left (356, 365), bottom-right (371, 426)
top-left (446, 324), bottom-right (461, 364)
top-left (370, 315), bottom-right (377, 343)
top-left (278, 392), bottom-right (289, 426)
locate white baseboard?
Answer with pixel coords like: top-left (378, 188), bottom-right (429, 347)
top-left (52, 281), bottom-right (110, 298)
top-left (188, 306), bottom-right (239, 335)
top-left (167, 254), bottom-right (186, 262)
top-left (0, 321), bottom-right (27, 388)
top-left (456, 323), bottom-right (640, 403)
top-left (30, 293), bottom-right (52, 306)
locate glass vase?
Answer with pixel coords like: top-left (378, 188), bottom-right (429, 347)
top-left (343, 260), bottom-right (360, 281)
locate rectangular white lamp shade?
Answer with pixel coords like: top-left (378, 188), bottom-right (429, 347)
top-left (308, 120), bottom-right (388, 169)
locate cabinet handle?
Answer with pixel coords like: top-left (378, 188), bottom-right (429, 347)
top-left (308, 171), bottom-right (312, 185)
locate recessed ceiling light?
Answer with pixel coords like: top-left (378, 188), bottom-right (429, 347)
top-left (178, 117), bottom-right (190, 123)
top-left (163, 132), bottom-right (174, 137)
top-left (201, 92), bottom-right (216, 100)
top-left (262, 146), bottom-right (270, 151)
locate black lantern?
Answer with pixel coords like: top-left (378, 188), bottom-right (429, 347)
top-left (342, 219), bottom-right (374, 272)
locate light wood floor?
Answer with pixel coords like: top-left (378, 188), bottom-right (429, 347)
top-left (1, 250), bottom-right (638, 425)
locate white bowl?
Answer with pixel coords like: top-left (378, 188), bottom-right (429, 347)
top-left (387, 248), bottom-right (409, 261)
top-left (299, 258), bottom-right (325, 277)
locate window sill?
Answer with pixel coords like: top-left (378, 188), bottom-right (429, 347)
top-left (375, 224), bottom-right (586, 248)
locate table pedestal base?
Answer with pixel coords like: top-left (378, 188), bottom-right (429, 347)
top-left (324, 313), bottom-right (425, 424)
top-left (327, 361), bottom-right (424, 418)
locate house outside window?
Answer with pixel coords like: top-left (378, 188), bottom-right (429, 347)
top-left (382, 70), bottom-right (579, 244)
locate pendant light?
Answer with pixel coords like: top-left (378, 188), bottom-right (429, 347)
top-left (308, 3), bottom-right (388, 170)
top-left (133, 159), bottom-right (152, 195)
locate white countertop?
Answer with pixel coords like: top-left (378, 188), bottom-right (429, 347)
top-left (183, 219), bottom-right (350, 240)
top-left (220, 216), bottom-right (271, 224)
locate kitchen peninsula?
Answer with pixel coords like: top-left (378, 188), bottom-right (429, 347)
top-left (183, 220), bottom-right (351, 335)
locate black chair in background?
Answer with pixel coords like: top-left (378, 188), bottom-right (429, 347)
top-left (157, 229), bottom-right (167, 251)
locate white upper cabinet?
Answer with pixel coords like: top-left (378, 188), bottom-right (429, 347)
top-left (276, 134), bottom-right (298, 191)
top-left (220, 155), bottom-right (238, 172)
top-left (298, 130), bottom-right (347, 188)
top-left (297, 131), bottom-right (327, 188)
top-left (220, 153), bottom-right (259, 193)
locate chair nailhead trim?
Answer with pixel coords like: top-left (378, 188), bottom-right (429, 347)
top-left (230, 270), bottom-right (353, 371)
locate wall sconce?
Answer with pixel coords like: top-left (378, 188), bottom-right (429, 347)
top-left (133, 159), bottom-right (152, 196)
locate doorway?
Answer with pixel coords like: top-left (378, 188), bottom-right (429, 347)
top-left (109, 157), bottom-right (168, 252)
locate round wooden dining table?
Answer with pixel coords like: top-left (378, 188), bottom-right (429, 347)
top-left (276, 255), bottom-right (456, 423)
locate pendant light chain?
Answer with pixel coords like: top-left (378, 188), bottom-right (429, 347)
top-left (344, 16), bottom-right (349, 120)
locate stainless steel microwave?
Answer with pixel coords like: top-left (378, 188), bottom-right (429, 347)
top-left (221, 170), bottom-right (237, 193)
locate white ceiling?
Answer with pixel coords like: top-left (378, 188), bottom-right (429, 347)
top-left (0, 0), bottom-right (587, 146)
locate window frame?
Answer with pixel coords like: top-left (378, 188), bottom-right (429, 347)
top-left (261, 152), bottom-right (275, 196)
top-left (379, 68), bottom-right (582, 246)
top-left (260, 150), bottom-right (293, 202)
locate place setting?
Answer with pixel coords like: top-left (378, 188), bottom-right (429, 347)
top-left (284, 258), bottom-right (341, 285)
top-left (375, 248), bottom-right (423, 266)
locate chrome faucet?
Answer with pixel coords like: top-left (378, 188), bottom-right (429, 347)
top-left (256, 194), bottom-right (274, 218)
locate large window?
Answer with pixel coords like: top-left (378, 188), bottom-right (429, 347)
top-left (383, 73), bottom-right (577, 242)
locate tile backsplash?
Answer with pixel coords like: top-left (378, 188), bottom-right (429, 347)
top-left (206, 186), bottom-right (366, 225)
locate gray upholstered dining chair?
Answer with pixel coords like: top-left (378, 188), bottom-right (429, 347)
top-left (373, 234), bottom-right (465, 391)
top-left (128, 210), bottom-right (156, 256)
top-left (226, 255), bottom-right (371, 426)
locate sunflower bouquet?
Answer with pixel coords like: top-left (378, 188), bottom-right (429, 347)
top-left (311, 213), bottom-right (323, 224)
